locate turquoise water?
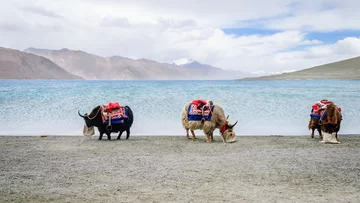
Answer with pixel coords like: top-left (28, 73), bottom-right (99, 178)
top-left (0, 80), bottom-right (359, 136)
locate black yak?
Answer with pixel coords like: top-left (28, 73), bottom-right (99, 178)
top-left (78, 104), bottom-right (133, 140)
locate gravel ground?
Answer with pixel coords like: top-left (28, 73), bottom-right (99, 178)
top-left (0, 135), bottom-right (359, 203)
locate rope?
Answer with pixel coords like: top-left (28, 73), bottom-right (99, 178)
top-left (87, 106), bottom-right (102, 120)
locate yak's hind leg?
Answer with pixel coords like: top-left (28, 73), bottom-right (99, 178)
top-left (318, 128), bottom-right (323, 139)
top-left (117, 130), bottom-right (124, 140)
top-left (190, 130), bottom-right (197, 140)
top-left (311, 128), bottom-right (315, 138)
top-left (126, 129), bottom-right (130, 140)
top-left (204, 131), bottom-right (212, 143)
top-left (210, 132), bottom-right (214, 142)
top-left (185, 128), bottom-right (190, 139)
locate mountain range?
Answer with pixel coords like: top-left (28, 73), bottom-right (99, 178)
top-left (1, 46), bottom-right (359, 80)
top-left (0, 47), bottom-right (81, 80)
top-left (22, 48), bottom-right (247, 80)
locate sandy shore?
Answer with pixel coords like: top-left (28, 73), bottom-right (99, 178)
top-left (1, 135), bottom-right (360, 203)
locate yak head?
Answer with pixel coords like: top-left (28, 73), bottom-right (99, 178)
top-left (221, 116), bottom-right (238, 143)
top-left (78, 106), bottom-right (101, 127)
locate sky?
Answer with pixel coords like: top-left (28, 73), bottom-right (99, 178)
top-left (1, 0), bottom-right (360, 74)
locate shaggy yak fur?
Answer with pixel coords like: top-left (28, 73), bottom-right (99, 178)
top-left (181, 103), bottom-right (237, 143)
top-left (320, 102), bottom-right (342, 141)
top-left (78, 105), bottom-right (133, 140)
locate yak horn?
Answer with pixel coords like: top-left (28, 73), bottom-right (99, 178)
top-left (227, 115), bottom-right (229, 119)
top-left (229, 121), bottom-right (238, 128)
top-left (78, 110), bottom-right (86, 118)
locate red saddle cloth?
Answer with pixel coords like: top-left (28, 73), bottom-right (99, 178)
top-left (190, 100), bottom-right (207, 110)
top-left (188, 100), bottom-right (212, 115)
top-left (101, 102), bottom-right (127, 123)
top-left (105, 102), bottom-right (120, 113)
top-left (190, 100), bottom-right (207, 106)
top-left (311, 99), bottom-right (342, 120)
top-left (312, 99), bottom-right (342, 114)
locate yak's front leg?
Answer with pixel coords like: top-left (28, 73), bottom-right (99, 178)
top-left (106, 132), bottom-right (111, 141)
top-left (126, 129), bottom-right (130, 140)
top-left (99, 132), bottom-right (104, 140)
top-left (117, 131), bottom-right (124, 140)
top-left (190, 130), bottom-right (197, 140)
top-left (98, 128), bottom-right (105, 140)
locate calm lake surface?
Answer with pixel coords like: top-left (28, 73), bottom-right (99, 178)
top-left (0, 80), bottom-right (359, 136)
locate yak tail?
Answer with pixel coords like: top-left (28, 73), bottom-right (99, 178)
top-left (125, 106), bottom-right (134, 127)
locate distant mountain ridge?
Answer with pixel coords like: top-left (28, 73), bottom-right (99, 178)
top-left (24, 48), bottom-right (248, 80)
top-left (171, 57), bottom-right (249, 79)
top-left (0, 47), bottom-right (81, 80)
top-left (240, 56), bottom-right (360, 80)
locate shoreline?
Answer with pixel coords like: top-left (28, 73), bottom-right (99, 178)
top-left (1, 134), bottom-right (359, 137)
top-left (1, 136), bottom-right (359, 202)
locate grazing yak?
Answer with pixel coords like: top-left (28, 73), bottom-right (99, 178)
top-left (181, 100), bottom-right (238, 143)
top-left (78, 103), bottom-right (133, 140)
top-left (309, 99), bottom-right (342, 143)
top-left (320, 102), bottom-right (342, 143)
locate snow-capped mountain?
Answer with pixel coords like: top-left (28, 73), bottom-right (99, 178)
top-left (171, 58), bottom-right (194, 66)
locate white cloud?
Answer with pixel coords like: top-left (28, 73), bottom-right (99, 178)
top-left (0, 0), bottom-right (360, 74)
top-left (263, 0), bottom-right (360, 32)
top-left (299, 39), bottom-right (323, 45)
top-left (273, 37), bottom-right (360, 70)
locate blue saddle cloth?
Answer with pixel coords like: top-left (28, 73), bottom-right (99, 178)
top-left (187, 104), bottom-right (214, 121)
top-left (310, 108), bottom-right (327, 120)
top-left (104, 107), bottom-right (130, 125)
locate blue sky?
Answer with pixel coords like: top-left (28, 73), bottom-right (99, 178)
top-left (223, 28), bottom-right (360, 44)
top-left (306, 31), bottom-right (360, 44)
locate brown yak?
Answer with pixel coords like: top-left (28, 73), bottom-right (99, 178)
top-left (181, 101), bottom-right (237, 143)
top-left (320, 102), bottom-right (342, 142)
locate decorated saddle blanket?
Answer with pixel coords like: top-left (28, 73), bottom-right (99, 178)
top-left (187, 104), bottom-right (214, 121)
top-left (310, 99), bottom-right (342, 120)
top-left (101, 102), bottom-right (129, 124)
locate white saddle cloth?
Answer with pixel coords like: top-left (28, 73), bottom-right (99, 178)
top-left (319, 131), bottom-right (340, 144)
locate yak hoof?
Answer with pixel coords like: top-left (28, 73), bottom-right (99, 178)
top-left (192, 137), bottom-right (197, 140)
